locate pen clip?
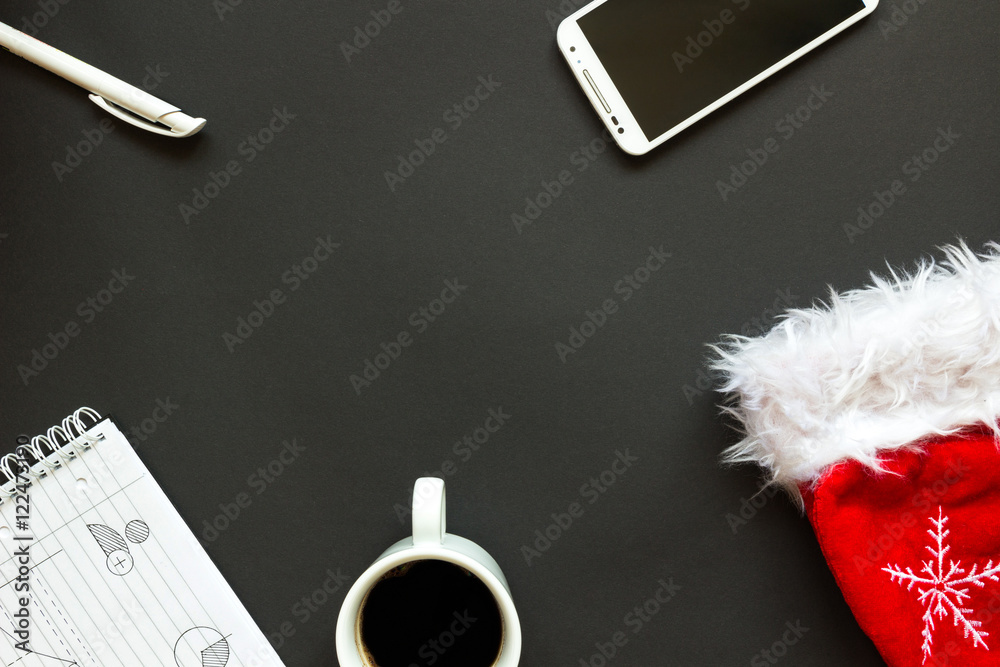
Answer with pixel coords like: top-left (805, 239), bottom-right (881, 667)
top-left (88, 95), bottom-right (204, 138)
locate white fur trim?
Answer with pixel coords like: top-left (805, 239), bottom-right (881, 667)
top-left (713, 241), bottom-right (1000, 491)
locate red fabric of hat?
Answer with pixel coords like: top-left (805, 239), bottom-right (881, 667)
top-left (713, 242), bottom-right (1000, 666)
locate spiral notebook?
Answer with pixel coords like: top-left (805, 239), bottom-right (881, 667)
top-left (0, 408), bottom-right (285, 667)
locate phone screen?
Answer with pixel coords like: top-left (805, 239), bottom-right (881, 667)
top-left (577, 0), bottom-right (866, 140)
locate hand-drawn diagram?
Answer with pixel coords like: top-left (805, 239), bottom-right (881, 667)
top-left (87, 518), bottom-right (151, 576)
top-left (125, 519), bottom-right (150, 544)
top-left (174, 627), bottom-right (230, 667)
top-left (1, 627), bottom-right (80, 665)
top-left (87, 524), bottom-right (134, 575)
top-left (1, 556), bottom-right (88, 666)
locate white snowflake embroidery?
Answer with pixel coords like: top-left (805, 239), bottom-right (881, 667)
top-left (883, 506), bottom-right (1000, 664)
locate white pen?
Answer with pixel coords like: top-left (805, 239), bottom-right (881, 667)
top-left (0, 20), bottom-right (206, 138)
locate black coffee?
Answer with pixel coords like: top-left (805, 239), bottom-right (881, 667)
top-left (358, 559), bottom-right (502, 667)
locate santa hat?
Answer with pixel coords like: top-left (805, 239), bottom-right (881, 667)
top-left (713, 241), bottom-right (1000, 666)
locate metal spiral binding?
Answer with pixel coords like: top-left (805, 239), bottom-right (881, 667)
top-left (0, 407), bottom-right (103, 501)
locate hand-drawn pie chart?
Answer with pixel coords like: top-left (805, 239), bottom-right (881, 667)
top-left (174, 627), bottom-right (230, 667)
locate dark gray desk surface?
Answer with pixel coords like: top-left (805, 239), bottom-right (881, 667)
top-left (2, 0), bottom-right (997, 664)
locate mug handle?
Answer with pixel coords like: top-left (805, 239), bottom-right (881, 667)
top-left (412, 477), bottom-right (446, 546)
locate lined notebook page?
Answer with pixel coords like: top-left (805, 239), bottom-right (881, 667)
top-left (0, 417), bottom-right (284, 666)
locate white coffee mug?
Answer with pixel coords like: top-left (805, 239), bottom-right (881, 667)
top-left (336, 477), bottom-right (521, 666)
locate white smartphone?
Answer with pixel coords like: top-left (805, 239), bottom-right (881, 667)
top-left (557, 0), bottom-right (878, 155)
